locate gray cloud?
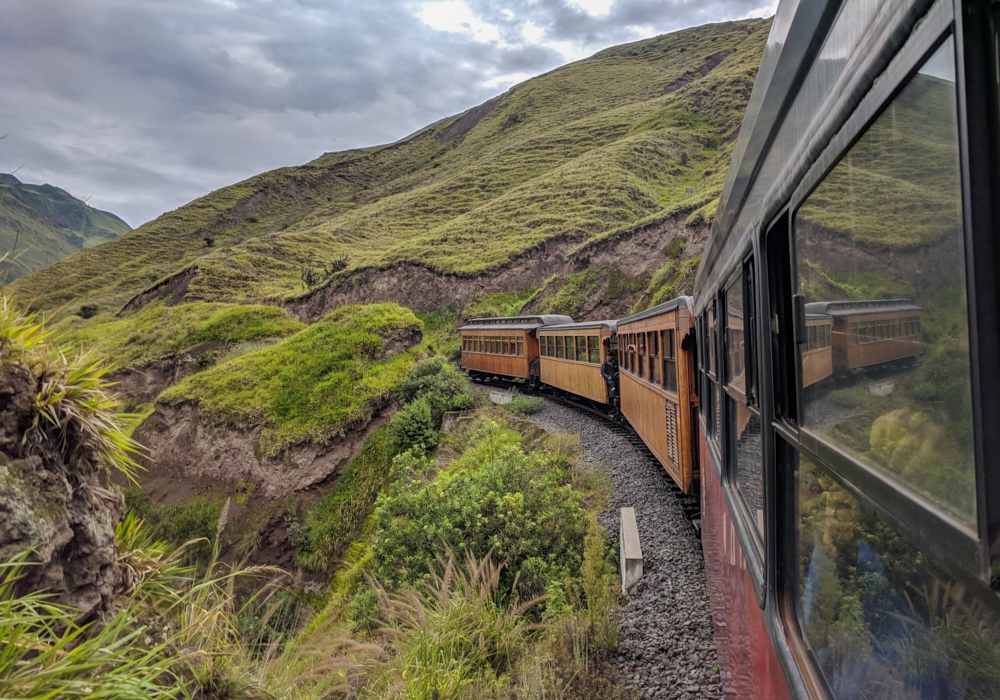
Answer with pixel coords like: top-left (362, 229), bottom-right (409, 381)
top-left (0, 0), bottom-right (773, 226)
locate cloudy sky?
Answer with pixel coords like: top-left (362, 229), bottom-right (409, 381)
top-left (0, 0), bottom-right (775, 227)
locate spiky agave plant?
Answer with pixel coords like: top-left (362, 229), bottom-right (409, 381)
top-left (0, 295), bottom-right (144, 482)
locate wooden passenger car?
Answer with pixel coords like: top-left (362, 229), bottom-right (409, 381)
top-left (459, 315), bottom-right (573, 382)
top-left (805, 299), bottom-right (922, 371)
top-left (801, 313), bottom-right (834, 388)
top-left (537, 321), bottom-right (616, 404)
top-left (616, 297), bottom-right (698, 494)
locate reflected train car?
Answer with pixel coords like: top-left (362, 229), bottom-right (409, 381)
top-left (537, 320), bottom-right (617, 405)
top-left (459, 315), bottom-right (572, 384)
top-left (616, 298), bottom-right (699, 494)
top-left (805, 299), bottom-right (922, 373)
top-left (801, 312), bottom-right (833, 389)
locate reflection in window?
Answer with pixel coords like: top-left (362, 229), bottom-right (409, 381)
top-left (797, 456), bottom-right (1000, 699)
top-left (727, 273), bottom-right (746, 392)
top-left (732, 405), bottom-right (763, 535)
top-left (794, 37), bottom-right (975, 525)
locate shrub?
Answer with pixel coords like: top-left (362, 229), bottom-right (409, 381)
top-left (77, 303), bottom-right (99, 319)
top-left (389, 396), bottom-right (439, 454)
top-left (509, 395), bottom-right (545, 415)
top-left (348, 587), bottom-right (381, 634)
top-left (396, 355), bottom-right (467, 422)
top-left (450, 393), bottom-right (475, 411)
top-left (371, 420), bottom-right (588, 598)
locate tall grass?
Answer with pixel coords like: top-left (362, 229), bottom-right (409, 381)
top-left (1, 295), bottom-right (143, 482)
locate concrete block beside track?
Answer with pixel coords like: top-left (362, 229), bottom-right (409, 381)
top-left (620, 507), bottom-right (643, 593)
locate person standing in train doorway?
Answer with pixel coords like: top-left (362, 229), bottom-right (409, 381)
top-left (601, 338), bottom-right (620, 416)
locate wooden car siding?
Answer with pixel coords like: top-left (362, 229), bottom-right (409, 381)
top-left (830, 314), bottom-right (922, 370)
top-left (540, 357), bottom-right (609, 403)
top-left (801, 347), bottom-right (833, 388)
top-left (617, 311), bottom-right (697, 493)
top-left (462, 351), bottom-right (529, 378)
top-left (460, 331), bottom-right (537, 379)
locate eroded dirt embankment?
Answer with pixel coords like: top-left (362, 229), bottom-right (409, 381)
top-left (286, 212), bottom-right (709, 321)
top-left (133, 401), bottom-right (394, 503)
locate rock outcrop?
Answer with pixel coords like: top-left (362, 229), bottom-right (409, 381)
top-left (0, 362), bottom-right (123, 620)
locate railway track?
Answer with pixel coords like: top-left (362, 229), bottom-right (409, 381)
top-left (468, 373), bottom-right (702, 531)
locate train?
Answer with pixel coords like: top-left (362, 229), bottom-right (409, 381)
top-left (460, 0), bottom-right (1000, 697)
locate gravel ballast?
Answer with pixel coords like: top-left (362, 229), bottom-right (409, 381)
top-left (527, 399), bottom-right (723, 700)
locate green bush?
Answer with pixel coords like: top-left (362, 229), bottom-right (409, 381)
top-left (509, 395), bottom-right (545, 415)
top-left (371, 419), bottom-right (589, 598)
top-left (348, 587), bottom-right (381, 634)
top-left (450, 393), bottom-right (475, 411)
top-left (396, 356), bottom-right (468, 423)
top-left (389, 397), bottom-right (439, 454)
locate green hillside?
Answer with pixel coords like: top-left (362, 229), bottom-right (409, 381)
top-left (8, 18), bottom-right (769, 317)
top-left (0, 174), bottom-right (130, 283)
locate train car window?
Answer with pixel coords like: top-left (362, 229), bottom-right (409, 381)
top-left (588, 336), bottom-right (600, 364)
top-left (726, 276), bottom-right (746, 392)
top-left (795, 453), bottom-right (1000, 698)
top-left (555, 336), bottom-right (564, 359)
top-left (539, 336), bottom-right (546, 356)
top-left (576, 336), bottom-right (588, 363)
top-left (709, 300), bottom-right (721, 441)
top-left (648, 332), bottom-right (659, 383)
top-left (663, 329), bottom-right (677, 393)
top-left (635, 334), bottom-right (643, 378)
top-left (727, 271), bottom-right (764, 538)
top-left (794, 37), bottom-right (975, 526)
top-left (518, 338), bottom-right (524, 356)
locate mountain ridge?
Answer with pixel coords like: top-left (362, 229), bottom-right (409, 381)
top-left (8, 18), bottom-right (769, 319)
top-left (0, 173), bottom-right (130, 283)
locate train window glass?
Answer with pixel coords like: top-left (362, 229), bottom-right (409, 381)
top-left (638, 333), bottom-right (646, 378)
top-left (795, 454), bottom-right (1000, 698)
top-left (648, 332), bottom-right (659, 383)
top-left (588, 336), bottom-right (600, 364)
top-left (555, 336), bottom-right (564, 359)
top-left (708, 304), bottom-right (718, 379)
top-left (663, 329), bottom-right (677, 394)
top-left (794, 37), bottom-right (975, 526)
top-left (726, 273), bottom-right (746, 392)
top-left (576, 336), bottom-right (588, 363)
top-left (518, 338), bottom-right (524, 356)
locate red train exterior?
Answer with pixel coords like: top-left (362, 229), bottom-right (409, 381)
top-left (459, 4), bottom-right (1000, 697)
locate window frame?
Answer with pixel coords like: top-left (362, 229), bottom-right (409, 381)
top-left (780, 13), bottom-right (991, 588)
top-left (724, 258), bottom-right (766, 566)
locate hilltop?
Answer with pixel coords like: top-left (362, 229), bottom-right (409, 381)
top-left (8, 18), bottom-right (769, 320)
top-left (0, 174), bottom-right (130, 283)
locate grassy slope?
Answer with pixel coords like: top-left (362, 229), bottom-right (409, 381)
top-left (160, 303), bottom-right (422, 453)
top-left (54, 301), bottom-right (304, 369)
top-left (0, 174), bottom-right (130, 283)
top-left (9, 19), bottom-right (769, 316)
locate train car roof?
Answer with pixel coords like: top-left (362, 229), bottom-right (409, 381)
top-left (459, 314), bottom-right (573, 331)
top-left (616, 296), bottom-right (693, 326)
top-left (538, 320), bottom-right (618, 332)
top-left (805, 299), bottom-right (921, 316)
top-left (694, 0), bottom-right (849, 312)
